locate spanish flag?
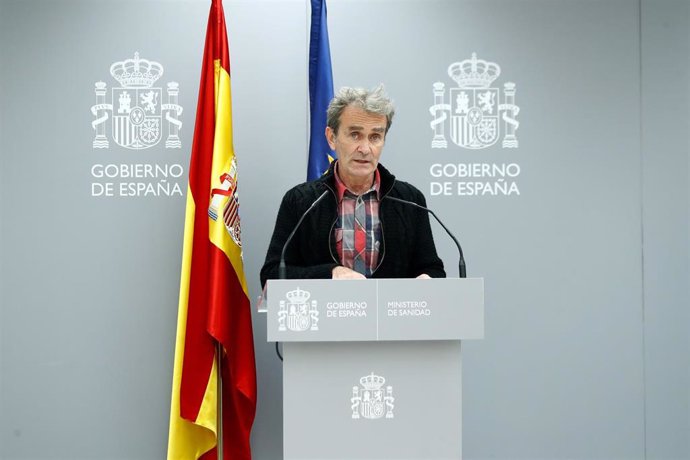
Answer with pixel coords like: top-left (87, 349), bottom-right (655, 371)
top-left (168, 0), bottom-right (256, 458)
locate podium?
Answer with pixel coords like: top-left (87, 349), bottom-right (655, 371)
top-left (265, 278), bottom-right (484, 460)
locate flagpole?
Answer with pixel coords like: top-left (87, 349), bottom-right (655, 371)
top-left (215, 2), bottom-right (224, 455)
top-left (216, 341), bottom-right (224, 459)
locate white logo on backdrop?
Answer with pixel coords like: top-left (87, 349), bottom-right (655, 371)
top-left (278, 288), bottom-right (319, 332)
top-left (430, 53), bottom-right (520, 150)
top-left (91, 52), bottom-right (183, 150)
top-left (351, 373), bottom-right (395, 420)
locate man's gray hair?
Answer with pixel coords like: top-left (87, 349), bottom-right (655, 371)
top-left (326, 84), bottom-right (395, 134)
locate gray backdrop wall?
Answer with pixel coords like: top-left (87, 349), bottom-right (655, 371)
top-left (0, 0), bottom-right (687, 459)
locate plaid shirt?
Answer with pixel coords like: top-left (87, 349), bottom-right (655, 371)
top-left (333, 164), bottom-right (382, 276)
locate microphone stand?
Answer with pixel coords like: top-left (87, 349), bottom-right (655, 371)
top-left (384, 195), bottom-right (466, 278)
top-left (275, 190), bottom-right (330, 362)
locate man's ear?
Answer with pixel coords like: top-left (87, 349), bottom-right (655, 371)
top-left (325, 126), bottom-right (336, 150)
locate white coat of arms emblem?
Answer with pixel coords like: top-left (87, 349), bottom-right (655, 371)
top-left (278, 288), bottom-right (319, 332)
top-left (91, 52), bottom-right (183, 150)
top-left (430, 53), bottom-right (520, 150)
top-left (351, 373), bottom-right (394, 420)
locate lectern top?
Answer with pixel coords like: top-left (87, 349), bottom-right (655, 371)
top-left (265, 277), bottom-right (484, 342)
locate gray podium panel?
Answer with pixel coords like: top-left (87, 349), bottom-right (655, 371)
top-left (377, 278), bottom-right (483, 341)
top-left (267, 278), bottom-right (484, 342)
top-left (268, 278), bottom-right (484, 460)
top-left (283, 341), bottom-right (462, 460)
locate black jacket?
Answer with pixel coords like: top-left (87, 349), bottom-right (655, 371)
top-left (260, 162), bottom-right (445, 287)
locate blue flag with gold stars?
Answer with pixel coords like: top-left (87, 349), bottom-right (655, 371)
top-left (307, 0), bottom-right (335, 181)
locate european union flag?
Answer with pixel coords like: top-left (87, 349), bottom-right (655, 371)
top-left (307, 0), bottom-right (335, 181)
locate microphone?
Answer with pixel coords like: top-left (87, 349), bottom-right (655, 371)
top-left (279, 190), bottom-right (330, 279)
top-left (384, 195), bottom-right (466, 278)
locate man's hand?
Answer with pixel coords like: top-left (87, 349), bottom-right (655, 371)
top-left (416, 273), bottom-right (431, 279)
top-left (332, 266), bottom-right (366, 279)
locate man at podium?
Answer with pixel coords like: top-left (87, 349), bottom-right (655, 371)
top-left (260, 85), bottom-right (445, 286)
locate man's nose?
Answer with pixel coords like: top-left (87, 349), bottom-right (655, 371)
top-left (356, 139), bottom-right (372, 154)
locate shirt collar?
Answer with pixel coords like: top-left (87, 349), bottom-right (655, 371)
top-left (333, 160), bottom-right (381, 201)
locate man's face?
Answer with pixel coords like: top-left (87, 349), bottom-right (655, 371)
top-left (326, 105), bottom-right (387, 188)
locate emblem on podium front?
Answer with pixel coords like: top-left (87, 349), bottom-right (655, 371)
top-left (278, 288), bottom-right (319, 332)
top-left (430, 52), bottom-right (520, 150)
top-left (91, 52), bottom-right (183, 150)
top-left (351, 373), bottom-right (394, 420)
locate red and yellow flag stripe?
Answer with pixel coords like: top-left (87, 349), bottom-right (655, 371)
top-left (168, 1), bottom-right (256, 458)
